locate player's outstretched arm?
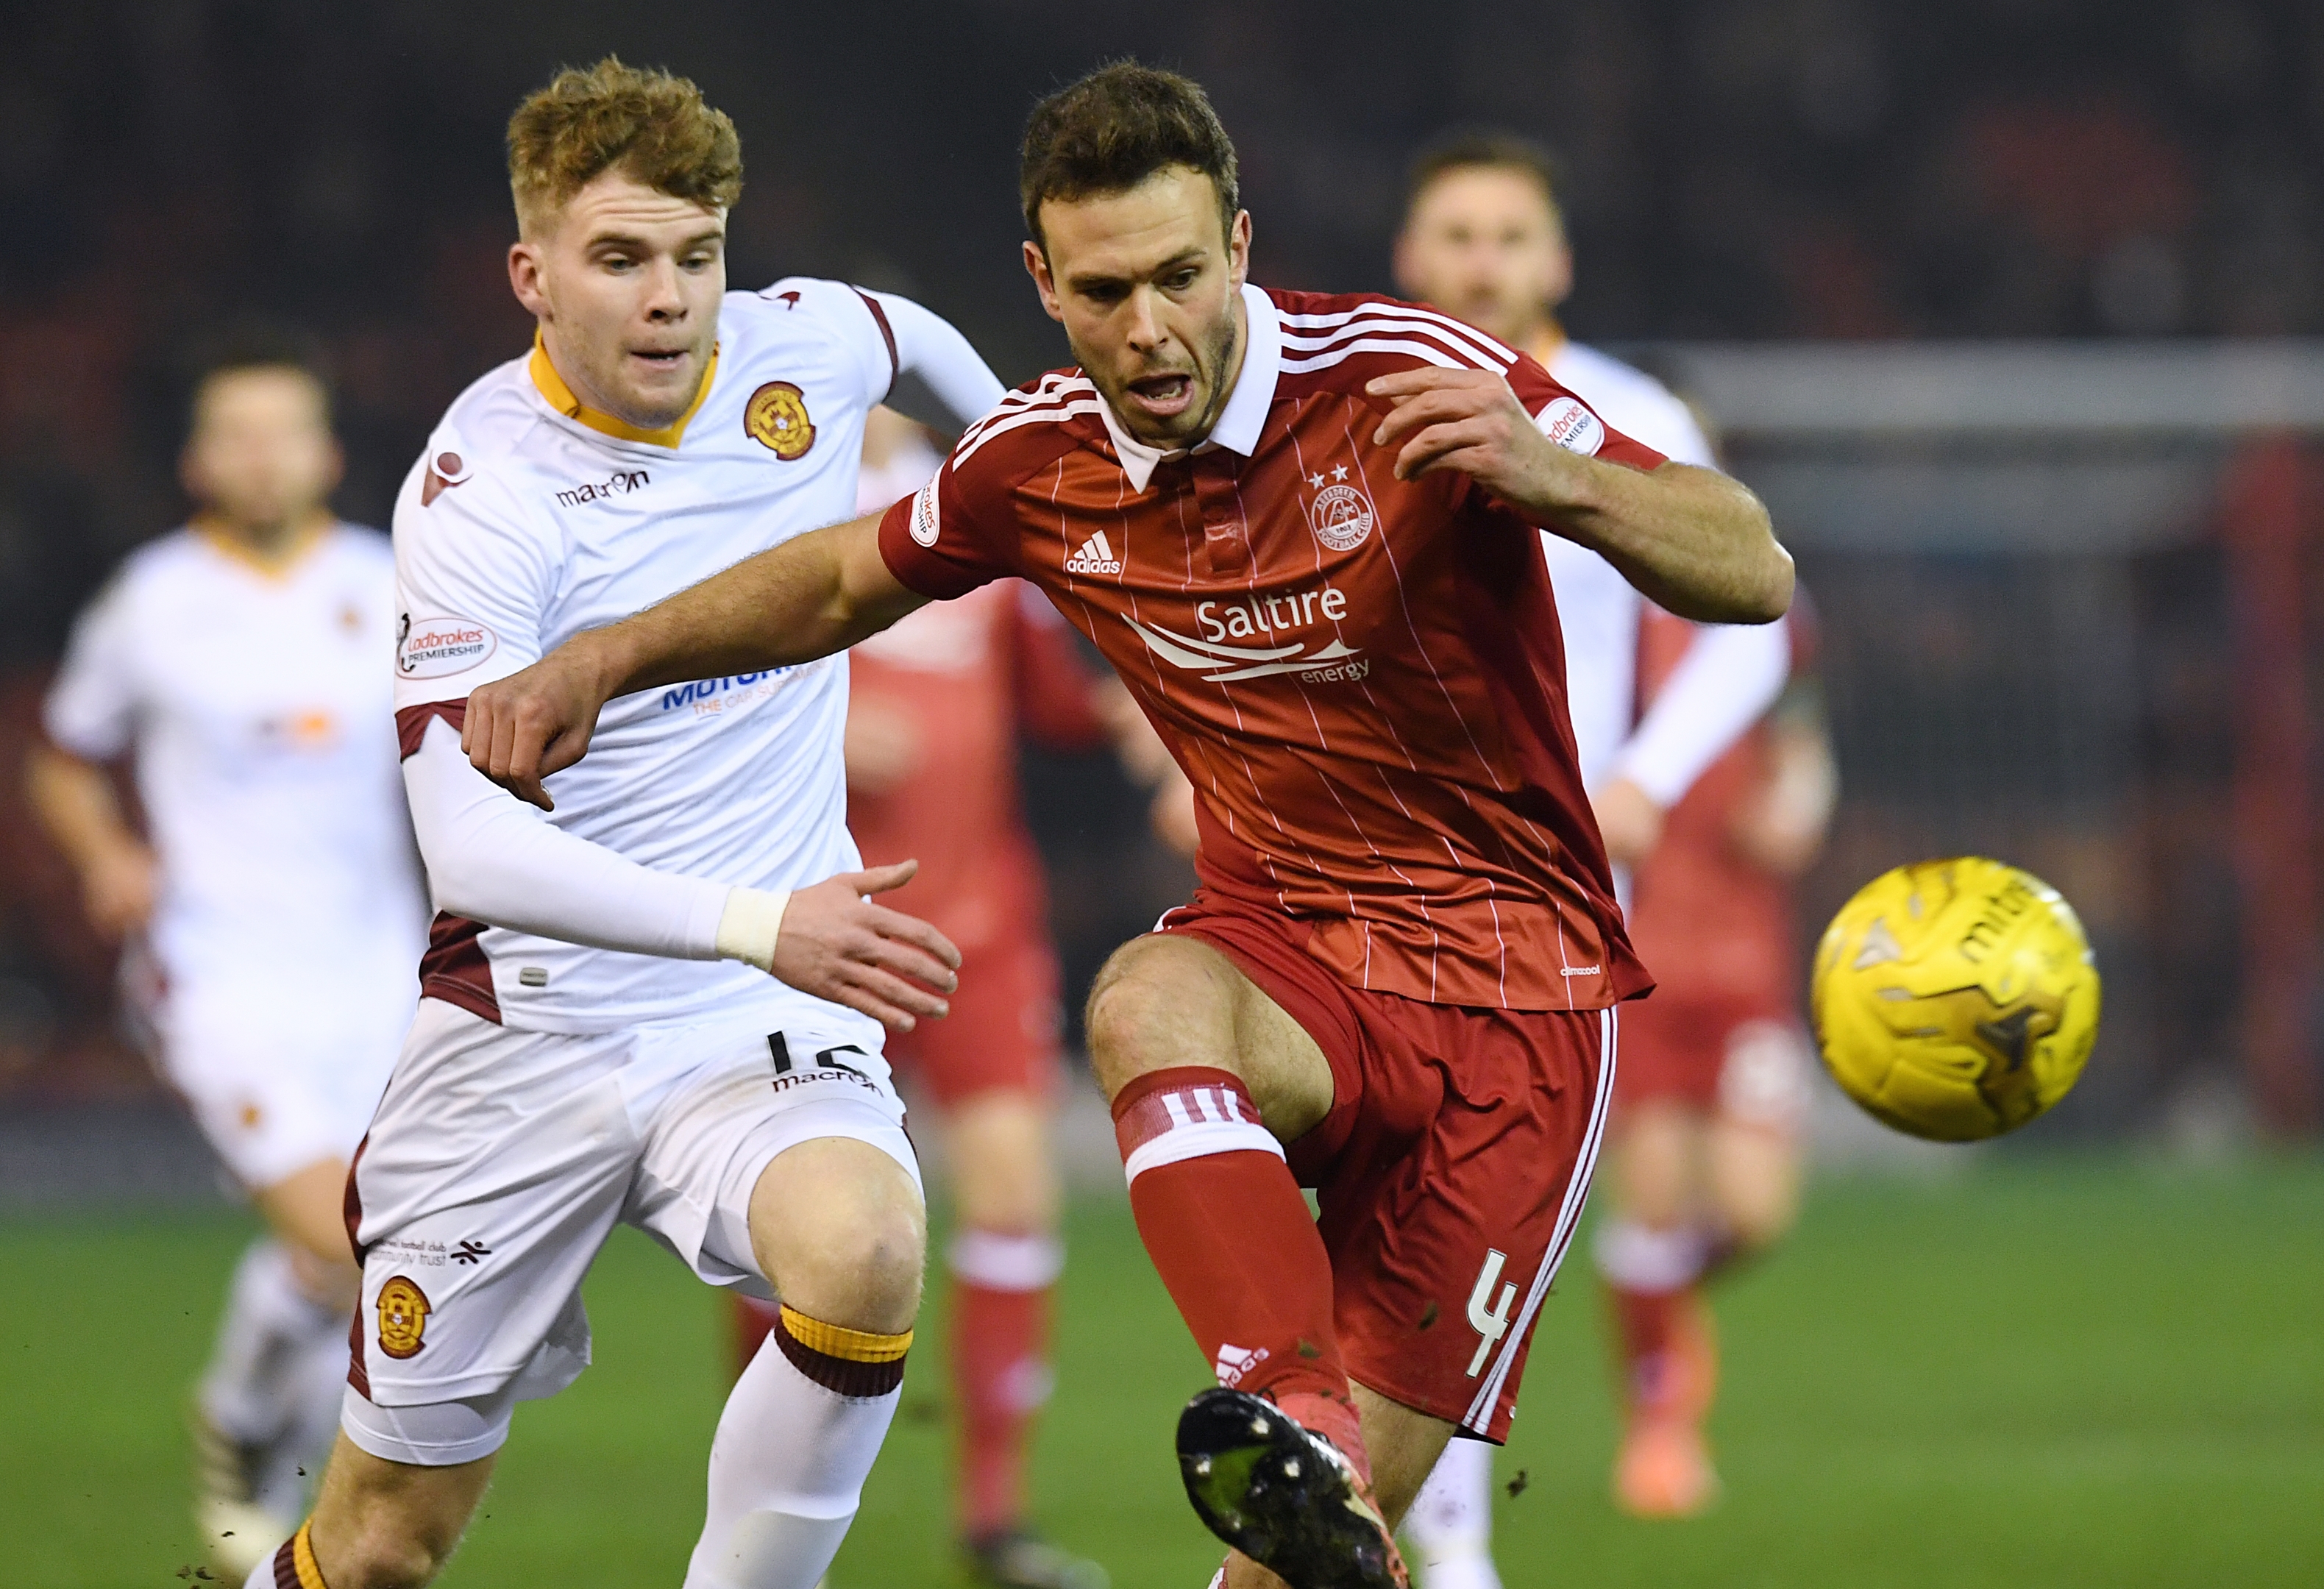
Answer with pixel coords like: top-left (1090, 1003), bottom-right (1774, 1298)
top-left (1366, 367), bottom-right (1794, 625)
top-left (463, 510), bottom-right (922, 809)
top-left (409, 716), bottom-right (957, 1030)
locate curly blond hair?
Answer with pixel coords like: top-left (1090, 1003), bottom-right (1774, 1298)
top-left (507, 56), bottom-right (742, 235)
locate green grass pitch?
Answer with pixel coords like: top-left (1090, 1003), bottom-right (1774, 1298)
top-left (3, 1156), bottom-right (2320, 1587)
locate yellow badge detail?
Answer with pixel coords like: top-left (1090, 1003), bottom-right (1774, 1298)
top-left (746, 381), bottom-right (817, 459)
top-left (377, 1275), bottom-right (431, 1359)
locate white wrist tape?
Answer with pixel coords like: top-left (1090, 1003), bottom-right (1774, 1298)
top-left (714, 887), bottom-right (791, 973)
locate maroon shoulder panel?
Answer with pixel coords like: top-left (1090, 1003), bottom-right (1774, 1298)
top-left (397, 699), bottom-right (468, 761)
top-left (419, 911), bottom-right (500, 1024)
top-left (853, 288), bottom-right (900, 388)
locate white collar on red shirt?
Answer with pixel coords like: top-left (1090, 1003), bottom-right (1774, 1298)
top-left (1097, 280), bottom-right (1280, 493)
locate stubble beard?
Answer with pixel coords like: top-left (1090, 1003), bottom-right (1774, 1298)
top-left (1081, 303), bottom-right (1245, 452)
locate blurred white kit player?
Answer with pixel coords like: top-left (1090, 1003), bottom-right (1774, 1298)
top-left (1395, 147), bottom-right (1790, 1587)
top-left (1399, 335), bottom-right (1788, 1588)
top-left (42, 513), bottom-right (425, 1552)
top-left (46, 527), bottom-right (424, 1184)
top-left (355, 274), bottom-right (1000, 1586)
top-left (1529, 345), bottom-right (1788, 846)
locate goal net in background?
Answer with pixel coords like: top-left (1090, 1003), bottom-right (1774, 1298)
top-left (1651, 341), bottom-right (2324, 1145)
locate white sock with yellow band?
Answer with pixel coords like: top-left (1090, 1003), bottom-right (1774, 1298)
top-left (714, 887), bottom-right (792, 972)
top-left (681, 1304), bottom-right (912, 1589)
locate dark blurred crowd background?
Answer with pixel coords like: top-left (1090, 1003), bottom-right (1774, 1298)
top-left (4, 0), bottom-right (2323, 1132)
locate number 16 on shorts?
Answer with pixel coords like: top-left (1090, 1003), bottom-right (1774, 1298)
top-left (1466, 1248), bottom-right (1519, 1377)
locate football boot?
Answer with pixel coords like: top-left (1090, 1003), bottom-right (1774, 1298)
top-left (1176, 1387), bottom-right (1409, 1589)
top-left (191, 1406), bottom-right (295, 1578)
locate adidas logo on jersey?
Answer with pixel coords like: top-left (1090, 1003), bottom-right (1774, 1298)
top-left (1214, 1342), bottom-right (1271, 1387)
top-left (1065, 530), bottom-right (1124, 576)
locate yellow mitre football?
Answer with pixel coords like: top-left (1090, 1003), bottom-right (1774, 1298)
top-left (1810, 858), bottom-right (2102, 1142)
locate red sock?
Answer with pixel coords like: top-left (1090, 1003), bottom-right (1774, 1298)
top-left (948, 1229), bottom-right (1062, 1540)
top-left (1607, 1280), bottom-right (1684, 1412)
top-left (1114, 1067), bottom-right (1349, 1412)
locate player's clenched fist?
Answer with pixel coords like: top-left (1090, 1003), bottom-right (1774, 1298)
top-left (1366, 366), bottom-right (1566, 498)
top-left (461, 637), bottom-right (622, 811)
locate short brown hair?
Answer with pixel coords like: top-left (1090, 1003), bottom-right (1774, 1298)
top-left (506, 57), bottom-right (743, 235)
top-left (181, 321), bottom-right (333, 437)
top-left (1403, 129), bottom-right (1562, 224)
top-left (1020, 62), bottom-right (1240, 250)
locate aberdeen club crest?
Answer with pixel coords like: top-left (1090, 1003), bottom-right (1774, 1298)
top-left (1304, 468), bottom-right (1374, 552)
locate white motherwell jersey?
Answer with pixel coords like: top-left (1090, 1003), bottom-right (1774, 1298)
top-left (394, 278), bottom-right (907, 1034)
top-left (1539, 342), bottom-right (1719, 785)
top-left (43, 525), bottom-right (427, 989)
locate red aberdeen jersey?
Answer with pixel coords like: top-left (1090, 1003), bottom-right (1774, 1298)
top-left (879, 284), bottom-right (1660, 1012)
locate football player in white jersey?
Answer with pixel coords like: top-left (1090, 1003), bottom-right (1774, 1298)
top-left (1389, 133), bottom-right (1806, 1574)
top-left (256, 61), bottom-right (1003, 1589)
top-left (29, 335), bottom-right (427, 1577)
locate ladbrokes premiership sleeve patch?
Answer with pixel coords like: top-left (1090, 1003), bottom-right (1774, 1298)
top-left (877, 464), bottom-right (1011, 602)
top-left (396, 614), bottom-right (498, 680)
top-left (909, 477), bottom-right (940, 547)
top-left (1534, 396), bottom-right (1607, 457)
top-left (1504, 352), bottom-right (1667, 473)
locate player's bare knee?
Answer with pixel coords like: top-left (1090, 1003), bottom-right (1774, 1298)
top-left (1719, 1177), bottom-right (1800, 1251)
top-left (1084, 935), bottom-right (1237, 1099)
top-left (752, 1142), bottom-right (925, 1334)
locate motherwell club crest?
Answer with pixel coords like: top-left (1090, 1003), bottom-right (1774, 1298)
top-left (745, 382), bottom-right (817, 459)
top-left (377, 1275), bottom-right (431, 1359)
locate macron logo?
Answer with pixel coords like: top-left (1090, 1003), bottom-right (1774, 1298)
top-left (1065, 530), bottom-right (1123, 576)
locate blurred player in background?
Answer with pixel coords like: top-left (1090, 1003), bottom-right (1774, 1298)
top-left (26, 335), bottom-right (425, 1577)
top-left (729, 405), bottom-right (1137, 1589)
top-left (1613, 594), bottom-right (1835, 1454)
top-left (1390, 133), bottom-right (1827, 1574)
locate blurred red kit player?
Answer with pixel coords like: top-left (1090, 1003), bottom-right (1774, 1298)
top-left (1618, 603), bottom-right (1829, 1121)
top-left (732, 413), bottom-right (1131, 1585)
top-left (1598, 601), bottom-right (1833, 1483)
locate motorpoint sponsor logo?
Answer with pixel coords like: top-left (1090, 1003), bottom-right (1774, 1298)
top-left (659, 665), bottom-right (816, 717)
top-left (1535, 396), bottom-right (1607, 457)
top-left (397, 614), bottom-right (497, 678)
top-left (553, 469), bottom-right (650, 508)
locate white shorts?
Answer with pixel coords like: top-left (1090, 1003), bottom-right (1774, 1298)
top-left (342, 996), bottom-right (917, 1462)
top-left (150, 955), bottom-right (413, 1190)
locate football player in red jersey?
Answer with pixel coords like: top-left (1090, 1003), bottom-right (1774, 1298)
top-left (727, 406), bottom-right (1141, 1589)
top-left (464, 63), bottom-right (1791, 1589)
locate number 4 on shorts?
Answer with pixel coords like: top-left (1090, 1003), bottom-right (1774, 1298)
top-left (1465, 1248), bottom-right (1519, 1377)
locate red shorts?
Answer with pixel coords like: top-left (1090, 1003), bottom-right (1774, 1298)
top-left (884, 934), bottom-right (1062, 1108)
top-left (1616, 995), bottom-right (1813, 1131)
top-left (1160, 900), bottom-right (1616, 1444)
